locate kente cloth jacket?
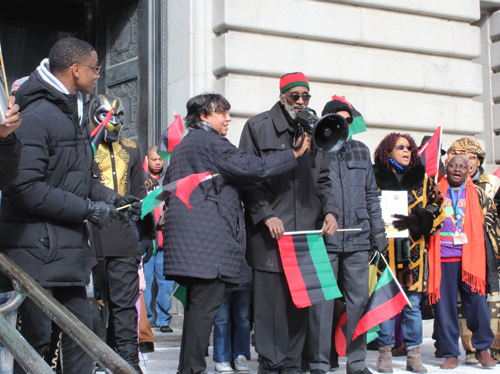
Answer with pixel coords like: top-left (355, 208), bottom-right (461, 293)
top-left (92, 138), bottom-right (156, 257)
top-left (0, 70), bottom-right (115, 290)
top-left (239, 102), bottom-right (337, 274)
top-left (374, 162), bottom-right (445, 292)
top-left (162, 121), bottom-right (298, 281)
top-left (323, 139), bottom-right (385, 253)
top-left (0, 132), bottom-right (21, 190)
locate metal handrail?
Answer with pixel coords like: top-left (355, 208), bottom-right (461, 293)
top-left (0, 252), bottom-right (137, 374)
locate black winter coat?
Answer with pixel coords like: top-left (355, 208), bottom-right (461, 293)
top-left (0, 70), bottom-right (115, 289)
top-left (239, 102), bottom-right (337, 273)
top-left (0, 133), bottom-right (21, 190)
top-left (162, 121), bottom-right (298, 281)
top-left (323, 139), bottom-right (385, 252)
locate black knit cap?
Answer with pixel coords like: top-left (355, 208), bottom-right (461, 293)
top-left (322, 100), bottom-right (353, 117)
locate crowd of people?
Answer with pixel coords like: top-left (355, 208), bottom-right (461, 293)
top-left (0, 37), bottom-right (499, 374)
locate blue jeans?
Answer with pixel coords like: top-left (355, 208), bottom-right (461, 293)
top-left (377, 290), bottom-right (423, 351)
top-left (143, 250), bottom-right (174, 326)
top-left (213, 290), bottom-right (252, 363)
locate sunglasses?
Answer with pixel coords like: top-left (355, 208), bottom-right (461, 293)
top-left (394, 145), bottom-right (413, 152)
top-left (286, 94), bottom-right (311, 102)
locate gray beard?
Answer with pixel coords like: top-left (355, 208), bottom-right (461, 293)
top-left (284, 100), bottom-right (304, 119)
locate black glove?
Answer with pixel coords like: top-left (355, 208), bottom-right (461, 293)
top-left (370, 232), bottom-right (389, 256)
top-left (86, 200), bottom-right (119, 230)
top-left (112, 195), bottom-right (141, 208)
top-left (393, 214), bottom-right (420, 231)
top-left (141, 238), bottom-right (154, 264)
top-left (124, 201), bottom-right (142, 222)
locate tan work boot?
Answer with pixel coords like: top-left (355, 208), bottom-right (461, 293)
top-left (376, 345), bottom-right (393, 373)
top-left (439, 357), bottom-right (459, 370)
top-left (406, 347), bottom-right (427, 373)
top-left (475, 350), bottom-right (497, 368)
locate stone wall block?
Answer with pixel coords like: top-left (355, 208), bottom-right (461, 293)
top-left (212, 0), bottom-right (479, 58)
top-left (167, 0), bottom-right (190, 42)
top-left (492, 72), bottom-right (500, 101)
top-left (212, 0), bottom-right (362, 44)
top-left (360, 8), bottom-right (453, 55)
top-left (490, 10), bottom-right (500, 41)
top-left (491, 41), bottom-right (500, 72)
top-left (331, 0), bottom-right (480, 22)
top-left (492, 104), bottom-right (500, 133)
top-left (495, 136), bottom-right (500, 163)
top-left (451, 22), bottom-right (481, 58)
top-left (423, 58), bottom-right (482, 96)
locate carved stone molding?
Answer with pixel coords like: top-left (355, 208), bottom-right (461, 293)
top-left (108, 1), bottom-right (139, 66)
top-left (108, 79), bottom-right (139, 139)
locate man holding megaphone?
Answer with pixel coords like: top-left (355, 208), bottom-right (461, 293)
top-left (239, 72), bottom-right (338, 374)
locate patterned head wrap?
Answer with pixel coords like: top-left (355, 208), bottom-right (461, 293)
top-left (445, 148), bottom-right (470, 167)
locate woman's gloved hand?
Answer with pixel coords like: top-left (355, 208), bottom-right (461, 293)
top-left (393, 214), bottom-right (420, 231)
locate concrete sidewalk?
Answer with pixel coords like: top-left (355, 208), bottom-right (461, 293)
top-left (139, 322), bottom-right (497, 374)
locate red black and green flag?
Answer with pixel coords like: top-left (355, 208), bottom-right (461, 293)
top-left (140, 171), bottom-right (213, 219)
top-left (335, 306), bottom-right (348, 357)
top-left (418, 126), bottom-right (444, 179)
top-left (331, 95), bottom-right (366, 138)
top-left (277, 231), bottom-right (342, 308)
top-left (352, 264), bottom-right (410, 341)
top-left (90, 102), bottom-right (115, 156)
top-left (157, 114), bottom-right (184, 161)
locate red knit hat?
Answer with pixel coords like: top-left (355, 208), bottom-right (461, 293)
top-left (280, 72), bottom-right (309, 94)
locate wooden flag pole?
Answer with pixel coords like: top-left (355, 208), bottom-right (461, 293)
top-left (0, 40), bottom-right (9, 97)
top-left (434, 124), bottom-right (443, 184)
top-left (116, 199), bottom-right (144, 211)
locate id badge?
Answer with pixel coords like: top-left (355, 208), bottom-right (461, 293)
top-left (453, 232), bottom-right (468, 245)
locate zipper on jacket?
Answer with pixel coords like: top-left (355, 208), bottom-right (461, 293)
top-left (108, 143), bottom-right (119, 191)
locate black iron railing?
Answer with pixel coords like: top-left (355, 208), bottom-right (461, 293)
top-left (0, 252), bottom-right (137, 374)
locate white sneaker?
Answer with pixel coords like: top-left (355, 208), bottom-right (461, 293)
top-left (215, 362), bottom-right (234, 374)
top-left (234, 355), bottom-right (250, 373)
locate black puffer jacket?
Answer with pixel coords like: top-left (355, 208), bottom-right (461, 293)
top-left (0, 133), bottom-right (21, 190)
top-left (0, 70), bottom-right (115, 289)
top-left (162, 121), bottom-right (298, 281)
top-left (323, 139), bottom-right (385, 252)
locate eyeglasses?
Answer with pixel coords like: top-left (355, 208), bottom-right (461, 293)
top-left (394, 145), bottom-right (413, 152)
top-left (214, 110), bottom-right (230, 117)
top-left (286, 94), bottom-right (311, 102)
top-left (79, 63), bottom-right (102, 75)
top-left (447, 163), bottom-right (469, 171)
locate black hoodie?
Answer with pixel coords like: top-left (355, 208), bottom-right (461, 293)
top-left (0, 70), bottom-right (114, 290)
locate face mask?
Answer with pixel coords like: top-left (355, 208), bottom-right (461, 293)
top-left (89, 94), bottom-right (125, 142)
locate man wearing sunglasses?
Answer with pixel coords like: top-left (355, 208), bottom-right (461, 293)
top-left (239, 72), bottom-right (338, 374)
top-left (303, 97), bottom-right (387, 374)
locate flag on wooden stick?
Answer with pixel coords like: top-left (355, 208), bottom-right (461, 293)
top-left (277, 231), bottom-right (342, 308)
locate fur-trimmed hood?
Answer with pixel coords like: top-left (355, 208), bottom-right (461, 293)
top-left (373, 162), bottom-right (426, 192)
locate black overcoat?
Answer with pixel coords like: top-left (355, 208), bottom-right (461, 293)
top-left (0, 133), bottom-right (21, 190)
top-left (239, 102), bottom-right (337, 273)
top-left (0, 70), bottom-right (114, 289)
top-left (162, 121), bottom-right (298, 281)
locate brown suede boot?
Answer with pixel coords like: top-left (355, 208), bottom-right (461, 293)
top-left (475, 350), bottom-right (497, 367)
top-left (406, 347), bottom-right (427, 373)
top-left (376, 345), bottom-right (393, 373)
top-left (440, 357), bottom-right (459, 370)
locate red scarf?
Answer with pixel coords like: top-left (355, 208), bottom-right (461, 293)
top-left (428, 177), bottom-right (486, 304)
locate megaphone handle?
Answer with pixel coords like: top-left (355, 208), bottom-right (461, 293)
top-left (292, 126), bottom-right (305, 149)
